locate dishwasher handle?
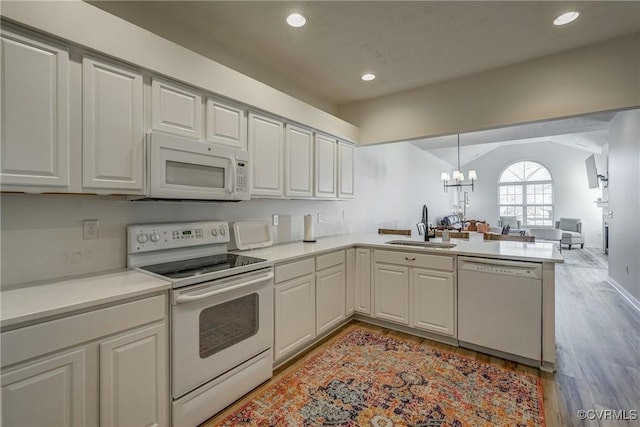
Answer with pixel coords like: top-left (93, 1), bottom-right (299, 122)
top-left (459, 259), bottom-right (542, 279)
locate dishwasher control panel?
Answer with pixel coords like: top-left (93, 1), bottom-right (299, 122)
top-left (459, 257), bottom-right (542, 279)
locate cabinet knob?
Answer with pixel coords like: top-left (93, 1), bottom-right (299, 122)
top-left (405, 257), bottom-right (416, 261)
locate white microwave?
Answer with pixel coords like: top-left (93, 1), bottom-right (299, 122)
top-left (146, 132), bottom-right (249, 201)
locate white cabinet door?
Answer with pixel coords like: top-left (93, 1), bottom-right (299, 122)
top-left (355, 248), bottom-right (372, 315)
top-left (248, 112), bottom-right (284, 197)
top-left (338, 142), bottom-right (355, 199)
top-left (411, 268), bottom-right (456, 336)
top-left (82, 56), bottom-right (144, 193)
top-left (274, 274), bottom-right (316, 361)
top-left (316, 265), bottom-right (346, 335)
top-left (314, 134), bottom-right (337, 198)
top-left (100, 323), bottom-right (168, 427)
top-left (151, 78), bottom-right (202, 139)
top-left (374, 263), bottom-right (409, 325)
top-left (284, 124), bottom-right (313, 198)
top-left (1, 348), bottom-right (86, 427)
top-left (345, 248), bottom-right (356, 316)
top-left (0, 29), bottom-right (69, 190)
top-left (206, 97), bottom-right (246, 149)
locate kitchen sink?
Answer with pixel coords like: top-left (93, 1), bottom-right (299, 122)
top-left (385, 240), bottom-right (457, 249)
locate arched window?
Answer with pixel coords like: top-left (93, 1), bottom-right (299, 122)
top-left (498, 161), bottom-right (553, 226)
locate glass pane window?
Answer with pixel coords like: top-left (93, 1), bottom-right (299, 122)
top-left (499, 161), bottom-right (553, 227)
top-left (199, 294), bottom-right (259, 359)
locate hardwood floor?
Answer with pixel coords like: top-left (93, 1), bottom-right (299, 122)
top-left (203, 249), bottom-right (640, 426)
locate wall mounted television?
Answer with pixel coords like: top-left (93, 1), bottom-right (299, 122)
top-left (585, 154), bottom-right (607, 189)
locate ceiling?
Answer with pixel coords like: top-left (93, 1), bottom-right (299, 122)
top-left (410, 112), bottom-right (614, 167)
top-left (89, 1), bottom-right (640, 110)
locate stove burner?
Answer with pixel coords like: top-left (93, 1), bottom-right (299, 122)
top-left (141, 253), bottom-right (267, 279)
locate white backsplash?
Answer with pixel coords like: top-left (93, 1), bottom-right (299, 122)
top-left (1, 142), bottom-right (453, 287)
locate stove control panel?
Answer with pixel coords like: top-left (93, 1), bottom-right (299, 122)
top-left (127, 221), bottom-right (230, 253)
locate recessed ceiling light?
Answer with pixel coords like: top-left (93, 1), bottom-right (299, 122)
top-left (553, 10), bottom-right (580, 26)
top-left (286, 13), bottom-right (307, 28)
top-left (361, 73), bottom-right (376, 81)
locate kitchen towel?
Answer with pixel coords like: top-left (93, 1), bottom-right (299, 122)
top-left (303, 214), bottom-right (316, 242)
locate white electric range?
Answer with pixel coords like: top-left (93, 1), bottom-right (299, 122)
top-left (127, 220), bottom-right (274, 427)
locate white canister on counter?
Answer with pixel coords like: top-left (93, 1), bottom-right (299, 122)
top-left (303, 214), bottom-right (316, 242)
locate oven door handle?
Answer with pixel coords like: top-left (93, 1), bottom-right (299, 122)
top-left (174, 271), bottom-right (274, 304)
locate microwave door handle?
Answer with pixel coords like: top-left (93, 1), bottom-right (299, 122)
top-left (174, 271), bottom-right (274, 304)
top-left (228, 159), bottom-right (235, 193)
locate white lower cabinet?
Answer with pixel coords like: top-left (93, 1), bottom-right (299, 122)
top-left (372, 250), bottom-right (456, 337)
top-left (0, 294), bottom-right (168, 427)
top-left (316, 265), bottom-right (346, 335)
top-left (100, 324), bottom-right (168, 427)
top-left (274, 273), bottom-right (316, 361)
top-left (345, 248), bottom-right (356, 315)
top-left (373, 264), bottom-right (410, 325)
top-left (1, 348), bottom-right (87, 427)
top-left (354, 248), bottom-right (372, 315)
top-left (411, 268), bottom-right (456, 336)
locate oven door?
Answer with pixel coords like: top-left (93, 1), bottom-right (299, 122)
top-left (149, 132), bottom-right (236, 200)
top-left (171, 268), bottom-right (274, 398)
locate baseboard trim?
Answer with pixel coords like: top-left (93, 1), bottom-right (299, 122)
top-left (607, 276), bottom-right (640, 314)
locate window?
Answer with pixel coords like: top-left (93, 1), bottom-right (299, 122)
top-left (498, 161), bottom-right (553, 226)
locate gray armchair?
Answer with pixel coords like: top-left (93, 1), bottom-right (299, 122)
top-left (555, 218), bottom-right (584, 249)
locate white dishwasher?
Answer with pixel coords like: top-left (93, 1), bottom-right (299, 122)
top-left (458, 256), bottom-right (542, 364)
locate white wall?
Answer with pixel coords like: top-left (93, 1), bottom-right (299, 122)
top-left (461, 141), bottom-right (603, 246)
top-left (0, 143), bottom-right (452, 287)
top-left (339, 33), bottom-right (640, 145)
top-left (607, 109), bottom-right (640, 301)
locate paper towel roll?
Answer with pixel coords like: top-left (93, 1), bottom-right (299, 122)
top-left (303, 214), bottom-right (316, 242)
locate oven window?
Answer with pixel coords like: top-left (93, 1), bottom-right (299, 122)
top-left (166, 161), bottom-right (225, 189)
top-left (199, 294), bottom-right (259, 359)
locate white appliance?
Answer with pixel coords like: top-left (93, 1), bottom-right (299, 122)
top-left (127, 221), bottom-right (274, 427)
top-left (458, 256), bottom-right (542, 366)
top-left (145, 132), bottom-right (249, 201)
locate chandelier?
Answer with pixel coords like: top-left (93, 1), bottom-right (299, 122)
top-left (440, 135), bottom-right (477, 192)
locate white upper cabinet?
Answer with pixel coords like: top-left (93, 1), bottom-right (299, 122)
top-left (151, 78), bottom-right (202, 139)
top-left (284, 124), bottom-right (314, 198)
top-left (0, 29), bottom-right (69, 190)
top-left (82, 56), bottom-right (144, 193)
top-left (248, 112), bottom-right (284, 197)
top-left (205, 97), bottom-right (246, 149)
top-left (338, 142), bottom-right (355, 198)
top-left (314, 134), bottom-right (337, 198)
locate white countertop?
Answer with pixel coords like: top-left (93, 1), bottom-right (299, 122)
top-left (1, 232), bottom-right (561, 330)
top-left (1, 270), bottom-right (170, 329)
top-left (234, 233), bottom-right (564, 265)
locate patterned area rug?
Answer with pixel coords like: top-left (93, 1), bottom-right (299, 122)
top-left (560, 247), bottom-right (608, 269)
top-left (214, 329), bottom-right (545, 426)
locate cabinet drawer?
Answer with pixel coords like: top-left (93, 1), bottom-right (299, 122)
top-left (374, 250), bottom-right (453, 271)
top-left (275, 258), bottom-right (315, 283)
top-left (316, 250), bottom-right (345, 271)
top-left (1, 294), bottom-right (167, 368)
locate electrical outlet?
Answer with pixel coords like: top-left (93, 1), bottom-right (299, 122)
top-left (342, 209), bottom-right (347, 219)
top-left (83, 219), bottom-right (99, 240)
top-left (272, 214), bottom-right (279, 226)
top-left (317, 213), bottom-right (323, 223)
